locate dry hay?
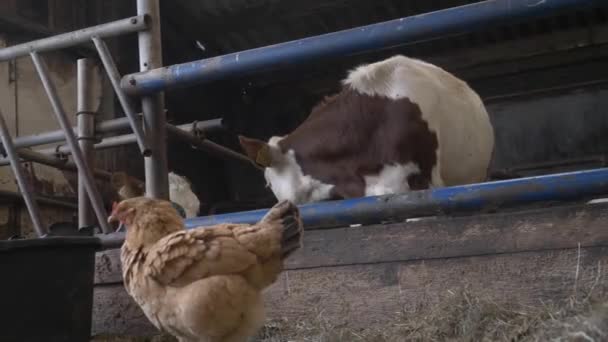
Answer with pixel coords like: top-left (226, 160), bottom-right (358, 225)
top-left (93, 259), bottom-right (607, 342)
top-left (256, 258), bottom-right (607, 342)
top-left (256, 287), bottom-right (607, 342)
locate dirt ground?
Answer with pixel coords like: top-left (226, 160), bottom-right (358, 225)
top-left (92, 258), bottom-right (607, 342)
top-left (92, 291), bottom-right (607, 342)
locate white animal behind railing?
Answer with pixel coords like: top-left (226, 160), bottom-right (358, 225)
top-left (168, 171), bottom-right (200, 218)
top-left (111, 171), bottom-right (200, 218)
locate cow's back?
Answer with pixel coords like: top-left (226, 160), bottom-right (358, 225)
top-left (244, 55), bottom-right (495, 204)
top-left (343, 55), bottom-right (495, 186)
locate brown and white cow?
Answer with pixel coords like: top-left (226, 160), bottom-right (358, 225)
top-left (239, 55), bottom-right (495, 204)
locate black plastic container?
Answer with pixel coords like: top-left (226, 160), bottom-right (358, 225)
top-left (0, 236), bottom-right (101, 342)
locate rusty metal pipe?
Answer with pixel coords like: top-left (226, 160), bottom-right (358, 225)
top-left (17, 149), bottom-right (111, 180)
top-left (166, 124), bottom-right (256, 167)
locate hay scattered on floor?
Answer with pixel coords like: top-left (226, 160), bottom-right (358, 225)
top-left (256, 258), bottom-right (607, 342)
top-left (255, 288), bottom-right (607, 342)
top-left (93, 288), bottom-right (607, 341)
top-left (93, 260), bottom-right (607, 342)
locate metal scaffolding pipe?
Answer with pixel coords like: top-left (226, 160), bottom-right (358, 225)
top-left (8, 115), bottom-right (223, 150)
top-left (0, 119), bottom-right (224, 166)
top-left (0, 189), bottom-right (77, 209)
top-left (0, 15), bottom-right (148, 62)
top-left (0, 109), bottom-right (47, 237)
top-left (121, 0), bottom-right (605, 95)
top-left (138, 0), bottom-right (169, 199)
top-left (21, 135), bottom-right (138, 160)
top-left (98, 167), bottom-right (608, 249)
top-left (30, 51), bottom-right (112, 234)
top-left (182, 119), bottom-right (224, 133)
top-left (11, 117), bottom-right (131, 149)
top-left (77, 58), bottom-right (97, 229)
top-left (166, 124), bottom-right (256, 167)
top-left (17, 149), bottom-right (67, 168)
top-left (92, 37), bottom-right (150, 156)
top-left (47, 122), bottom-right (246, 164)
top-left (17, 149), bottom-right (111, 180)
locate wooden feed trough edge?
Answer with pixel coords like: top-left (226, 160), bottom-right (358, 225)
top-left (92, 202), bottom-right (608, 337)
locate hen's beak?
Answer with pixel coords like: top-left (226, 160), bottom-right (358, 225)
top-left (107, 214), bottom-right (125, 232)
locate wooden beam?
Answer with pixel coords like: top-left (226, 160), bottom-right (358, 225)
top-left (94, 202), bottom-right (608, 285)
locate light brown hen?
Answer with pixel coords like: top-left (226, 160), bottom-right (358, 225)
top-left (108, 197), bottom-right (303, 342)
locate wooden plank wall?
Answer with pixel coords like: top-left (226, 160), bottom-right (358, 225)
top-left (92, 202), bottom-right (608, 336)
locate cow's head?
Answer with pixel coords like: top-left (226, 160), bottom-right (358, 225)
top-left (238, 135), bottom-right (333, 204)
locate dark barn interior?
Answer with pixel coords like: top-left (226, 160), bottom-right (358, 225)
top-left (152, 0), bottom-right (608, 214)
top-left (0, 1), bottom-right (607, 215)
top-left (5, 0), bottom-right (606, 217)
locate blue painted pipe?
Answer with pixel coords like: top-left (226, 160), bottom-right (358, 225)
top-left (97, 167), bottom-right (608, 249)
top-left (121, 0), bottom-right (604, 95)
top-left (184, 167), bottom-right (608, 229)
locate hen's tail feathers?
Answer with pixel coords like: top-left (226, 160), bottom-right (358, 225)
top-left (261, 200), bottom-right (304, 258)
top-left (281, 213), bottom-right (303, 258)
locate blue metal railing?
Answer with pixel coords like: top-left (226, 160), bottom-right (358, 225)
top-left (185, 168), bottom-right (608, 229)
top-left (99, 167), bottom-right (608, 248)
top-left (121, 0), bottom-right (605, 95)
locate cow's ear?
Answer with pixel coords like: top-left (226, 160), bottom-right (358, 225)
top-left (238, 135), bottom-right (273, 168)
